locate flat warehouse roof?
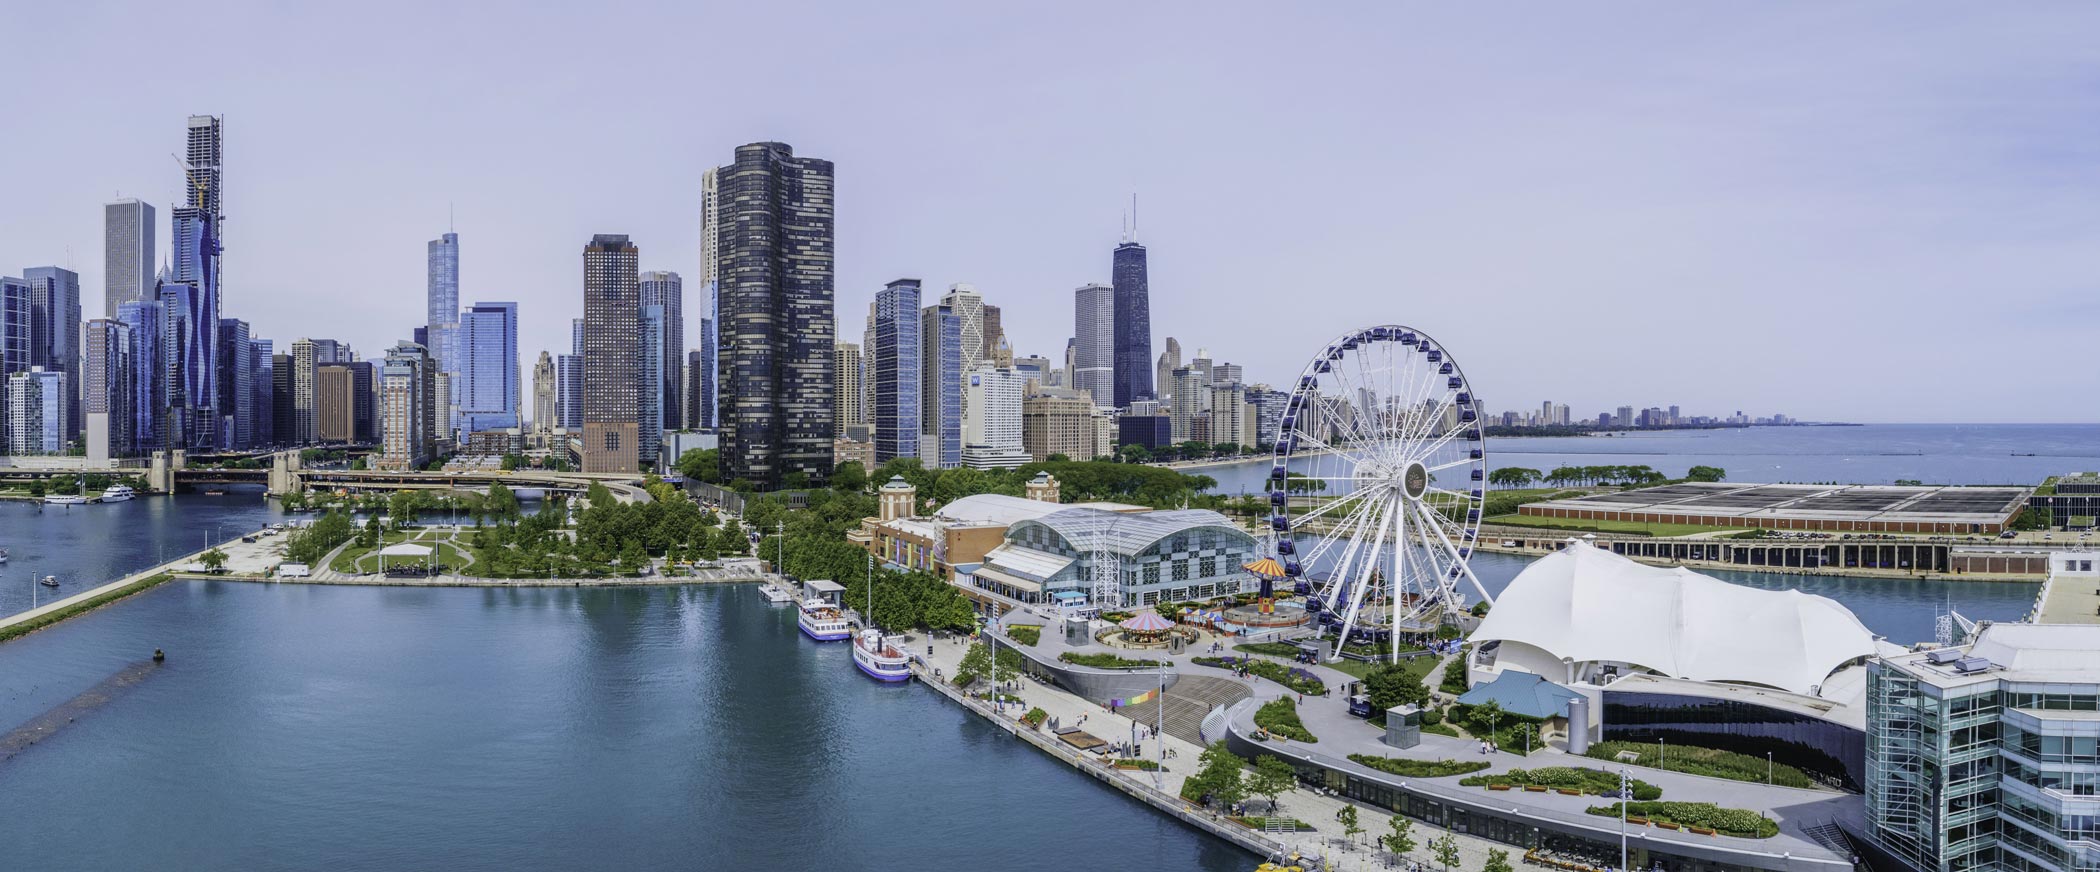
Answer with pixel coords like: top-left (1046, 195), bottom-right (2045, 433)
top-left (1522, 482), bottom-right (2032, 526)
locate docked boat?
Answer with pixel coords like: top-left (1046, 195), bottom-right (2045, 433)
top-left (100, 485), bottom-right (136, 503)
top-left (38, 575), bottom-right (59, 588)
top-left (851, 628), bottom-right (912, 682)
top-left (0, 547), bottom-right (9, 563)
top-left (796, 599), bottom-right (852, 642)
top-left (758, 583), bottom-right (795, 605)
top-left (43, 494), bottom-right (88, 506)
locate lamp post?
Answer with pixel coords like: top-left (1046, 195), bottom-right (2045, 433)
top-left (1767, 751), bottom-right (1773, 785)
top-left (1619, 767), bottom-right (1631, 872)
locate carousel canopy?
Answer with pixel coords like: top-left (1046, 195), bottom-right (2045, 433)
top-left (1119, 611), bottom-right (1175, 632)
top-left (1242, 557), bottom-right (1287, 578)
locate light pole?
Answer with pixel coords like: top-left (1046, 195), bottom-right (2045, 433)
top-left (1658, 737), bottom-right (1665, 770)
top-left (1767, 751), bottom-right (1773, 785)
top-left (1619, 768), bottom-right (1631, 872)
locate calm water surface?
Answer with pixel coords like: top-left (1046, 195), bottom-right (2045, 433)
top-left (0, 582), bottom-right (1249, 871)
top-left (0, 489), bottom-right (288, 616)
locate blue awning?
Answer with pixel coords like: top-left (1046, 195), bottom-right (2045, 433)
top-left (1456, 671), bottom-right (1583, 720)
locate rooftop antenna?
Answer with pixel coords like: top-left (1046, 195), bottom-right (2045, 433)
top-left (1131, 192), bottom-right (1138, 242)
top-left (449, 201), bottom-right (454, 233)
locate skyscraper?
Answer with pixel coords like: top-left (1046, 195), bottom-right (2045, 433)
top-left (871, 279), bottom-right (921, 464)
top-left (116, 301), bottom-right (163, 451)
top-left (104, 199), bottom-right (156, 319)
top-left (961, 366), bottom-right (1028, 469)
top-left (715, 142), bottom-right (834, 488)
top-left (427, 231), bottom-right (460, 433)
top-left (697, 166), bottom-right (720, 432)
top-left (1112, 237), bottom-right (1152, 408)
top-left (1156, 336), bottom-right (1181, 404)
top-left (833, 341), bottom-right (863, 435)
top-left (315, 364), bottom-right (356, 443)
top-left (697, 314), bottom-right (716, 430)
top-left (216, 318), bottom-right (253, 448)
top-left (376, 341), bottom-right (436, 471)
top-left (637, 303), bottom-right (664, 468)
top-left (23, 266), bottom-right (81, 439)
top-left (684, 350), bottom-right (706, 434)
top-left (981, 304), bottom-right (1004, 364)
top-left (531, 351), bottom-right (556, 434)
top-left (251, 338), bottom-right (274, 447)
top-left (4, 368), bottom-right (65, 454)
top-left (157, 278), bottom-right (216, 449)
top-left (942, 284), bottom-right (986, 374)
top-left (83, 319), bottom-right (132, 464)
top-left (291, 339), bottom-right (318, 444)
top-left (456, 301), bottom-right (520, 433)
top-left (638, 270), bottom-right (684, 431)
top-left (270, 352), bottom-right (293, 448)
top-left (1072, 282), bottom-right (1114, 408)
top-left (0, 278), bottom-right (27, 453)
top-left (920, 301), bottom-right (962, 469)
top-left (581, 234), bottom-right (639, 474)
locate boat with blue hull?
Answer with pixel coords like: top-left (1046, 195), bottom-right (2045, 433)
top-left (797, 600), bottom-right (851, 642)
top-left (851, 628), bottom-right (911, 682)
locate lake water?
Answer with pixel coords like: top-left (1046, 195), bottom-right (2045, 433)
top-left (1197, 423), bottom-right (2100, 494)
top-left (0, 489), bottom-right (289, 617)
top-left (0, 582), bottom-right (1250, 871)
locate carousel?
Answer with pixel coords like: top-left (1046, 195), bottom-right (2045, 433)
top-left (1094, 610), bottom-right (1198, 650)
top-left (1215, 557), bottom-right (1316, 633)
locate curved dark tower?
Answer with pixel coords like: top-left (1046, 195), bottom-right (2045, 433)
top-left (1111, 238), bottom-right (1151, 408)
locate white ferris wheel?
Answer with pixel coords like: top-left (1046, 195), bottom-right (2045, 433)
top-left (1265, 325), bottom-right (1495, 663)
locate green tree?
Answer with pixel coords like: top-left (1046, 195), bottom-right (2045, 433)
top-left (1117, 443), bottom-right (1150, 464)
top-left (1186, 741), bottom-right (1247, 810)
top-left (1432, 833), bottom-right (1461, 871)
top-left (831, 460), bottom-right (868, 493)
top-left (1339, 804), bottom-right (1363, 845)
top-left (486, 483), bottom-right (521, 524)
top-left (958, 642), bottom-right (994, 684)
top-left (1363, 661), bottom-right (1432, 713)
top-left (1685, 465), bottom-right (1726, 483)
top-left (1247, 754), bottom-right (1296, 812)
top-left (1382, 814), bottom-right (1416, 859)
top-left (199, 547), bottom-right (229, 571)
top-left (1485, 848), bottom-right (1514, 872)
top-left (586, 481), bottom-right (617, 509)
top-left (388, 490), bottom-right (418, 529)
top-left (1488, 467), bottom-right (1540, 489)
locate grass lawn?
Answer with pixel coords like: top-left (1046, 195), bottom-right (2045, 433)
top-left (331, 529), bottom-right (471, 573)
top-left (1484, 514), bottom-right (1734, 538)
top-left (1323, 653), bottom-right (1439, 683)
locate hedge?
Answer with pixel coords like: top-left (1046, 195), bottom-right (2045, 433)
top-left (1587, 802), bottom-right (1778, 838)
top-left (1347, 755), bottom-right (1491, 778)
top-left (1460, 766), bottom-right (1662, 800)
top-left (1194, 655), bottom-right (1328, 695)
top-left (1059, 652), bottom-right (1164, 669)
top-left (1255, 697), bottom-right (1318, 743)
top-left (1006, 625), bottom-right (1042, 646)
top-left (1583, 741), bottom-right (1814, 789)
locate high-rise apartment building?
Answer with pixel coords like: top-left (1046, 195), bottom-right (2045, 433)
top-left (157, 278), bottom-right (216, 449)
top-left (116, 301), bottom-right (163, 451)
top-left (376, 341), bottom-right (436, 471)
top-left (581, 234), bottom-right (639, 474)
top-left (833, 342), bottom-right (863, 435)
top-left (696, 315), bottom-right (716, 430)
top-left (0, 278), bottom-right (27, 453)
top-left (4, 368), bottom-right (65, 454)
top-left (639, 271), bottom-right (683, 431)
top-left (251, 339), bottom-right (274, 447)
top-left (1072, 283), bottom-right (1115, 408)
top-left (697, 167), bottom-right (720, 432)
top-left (715, 142), bottom-right (835, 488)
top-left (961, 366), bottom-right (1028, 469)
top-left (1211, 362), bottom-right (1241, 387)
top-left (291, 339), bottom-right (318, 444)
top-left (920, 301), bottom-right (962, 469)
top-left (23, 266), bottom-right (81, 440)
top-left (638, 304), bottom-right (665, 468)
top-left (83, 319), bottom-right (132, 463)
top-left (456, 301), bottom-right (520, 433)
top-left (104, 199), bottom-right (156, 319)
top-left (1023, 394), bottom-right (1096, 462)
top-left (872, 279), bottom-right (921, 464)
top-left (215, 318), bottom-right (253, 448)
top-left (981, 304), bottom-right (1004, 365)
top-left (1111, 238), bottom-right (1152, 407)
top-left (531, 351), bottom-right (556, 433)
top-left (1156, 336), bottom-right (1181, 403)
top-left (1209, 382), bottom-right (1247, 449)
top-left (349, 361), bottom-right (377, 444)
top-left (315, 364), bottom-right (356, 443)
top-left (1169, 367), bottom-right (1206, 443)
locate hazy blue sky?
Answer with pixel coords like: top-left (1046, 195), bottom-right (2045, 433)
top-left (4, 2), bottom-right (2095, 423)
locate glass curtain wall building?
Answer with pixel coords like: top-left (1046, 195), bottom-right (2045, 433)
top-left (638, 271), bottom-right (682, 432)
top-left (456, 301), bottom-right (520, 433)
top-left (1110, 240), bottom-right (1152, 407)
top-left (1867, 623), bottom-right (2100, 872)
top-left (637, 304), bottom-right (664, 467)
top-left (920, 301), bottom-right (961, 469)
top-left (872, 279), bottom-right (920, 464)
top-left (116, 301), bottom-right (163, 452)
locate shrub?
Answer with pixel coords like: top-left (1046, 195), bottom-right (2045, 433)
top-left (1347, 755), bottom-right (1491, 778)
top-left (1006, 625), bottom-right (1042, 646)
top-left (1059, 652), bottom-right (1164, 669)
top-left (1254, 697), bottom-right (1318, 743)
top-left (1459, 766), bottom-right (1662, 800)
top-left (1194, 655), bottom-right (1327, 695)
top-left (1114, 758), bottom-right (1160, 771)
top-left (1022, 707), bottom-right (1048, 727)
top-left (1440, 655), bottom-right (1470, 694)
top-left (1587, 802), bottom-right (1777, 838)
top-left (1582, 741), bottom-right (1815, 789)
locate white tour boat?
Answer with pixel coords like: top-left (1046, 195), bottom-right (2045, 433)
top-left (796, 599), bottom-right (852, 642)
top-left (851, 628), bottom-right (912, 682)
top-left (758, 583), bottom-right (795, 605)
top-left (43, 494), bottom-right (88, 506)
top-left (100, 485), bottom-right (136, 503)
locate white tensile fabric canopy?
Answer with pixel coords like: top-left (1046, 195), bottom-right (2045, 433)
top-left (377, 543), bottom-right (434, 558)
top-left (1469, 540), bottom-right (1875, 696)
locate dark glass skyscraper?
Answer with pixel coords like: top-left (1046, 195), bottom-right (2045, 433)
top-left (1111, 240), bottom-right (1152, 408)
top-left (581, 235), bottom-right (639, 474)
top-left (872, 279), bottom-right (921, 464)
top-left (715, 141), bottom-right (834, 488)
top-left (638, 270), bottom-right (683, 431)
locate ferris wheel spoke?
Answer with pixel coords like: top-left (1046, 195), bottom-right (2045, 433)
top-left (1424, 453), bottom-right (1474, 475)
top-left (1410, 499), bottom-right (1496, 606)
top-left (1405, 425), bottom-right (1464, 468)
top-left (1329, 494), bottom-right (1396, 661)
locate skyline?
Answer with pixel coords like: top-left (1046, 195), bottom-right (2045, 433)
top-left (4, 3), bottom-right (2097, 423)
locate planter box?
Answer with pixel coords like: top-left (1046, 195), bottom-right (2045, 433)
top-left (1627, 817), bottom-right (1650, 826)
top-left (1657, 822), bottom-right (1680, 831)
top-left (1689, 827), bottom-right (1716, 836)
top-left (1555, 788), bottom-right (1582, 796)
top-left (1524, 785), bottom-right (1549, 792)
top-left (1488, 784), bottom-right (1512, 791)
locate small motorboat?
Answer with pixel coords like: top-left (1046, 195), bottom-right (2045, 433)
top-left (0, 547), bottom-right (9, 564)
top-left (38, 575), bottom-right (59, 588)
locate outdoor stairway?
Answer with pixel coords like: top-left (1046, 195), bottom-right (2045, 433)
top-left (1800, 821), bottom-right (1852, 856)
top-left (1116, 675), bottom-right (1252, 745)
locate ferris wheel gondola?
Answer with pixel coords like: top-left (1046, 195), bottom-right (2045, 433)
top-left (1264, 325), bottom-right (1495, 663)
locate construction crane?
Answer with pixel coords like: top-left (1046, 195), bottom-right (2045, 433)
top-left (170, 152), bottom-right (213, 209)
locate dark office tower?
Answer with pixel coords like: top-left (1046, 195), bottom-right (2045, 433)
top-left (23, 266), bottom-right (81, 439)
top-left (251, 339), bottom-right (273, 447)
top-left (349, 361), bottom-right (378, 443)
top-left (581, 234), bottom-right (639, 474)
top-left (684, 350), bottom-right (705, 433)
top-left (270, 352), bottom-right (295, 446)
top-left (639, 270), bottom-right (684, 430)
top-left (714, 141), bottom-right (835, 488)
top-left (1111, 238), bottom-right (1152, 408)
top-left (216, 318), bottom-right (253, 448)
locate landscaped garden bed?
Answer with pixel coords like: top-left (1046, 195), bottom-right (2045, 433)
top-left (1005, 624), bottom-right (1042, 646)
top-left (1058, 651), bottom-right (1164, 669)
top-left (1254, 698), bottom-right (1318, 743)
top-left (1582, 741), bottom-right (1815, 789)
top-left (1346, 755), bottom-right (1490, 778)
top-left (1193, 655), bottom-right (1328, 695)
top-left (1460, 766), bottom-right (1662, 799)
top-left (1586, 802), bottom-right (1778, 838)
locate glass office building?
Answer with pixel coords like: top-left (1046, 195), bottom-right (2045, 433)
top-left (1603, 690), bottom-right (1867, 791)
top-left (1867, 623), bottom-right (2100, 872)
top-left (456, 301), bottom-right (520, 434)
top-left (871, 279), bottom-right (920, 464)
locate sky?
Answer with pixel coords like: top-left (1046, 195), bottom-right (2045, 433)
top-left (3, 2), bottom-right (2096, 424)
